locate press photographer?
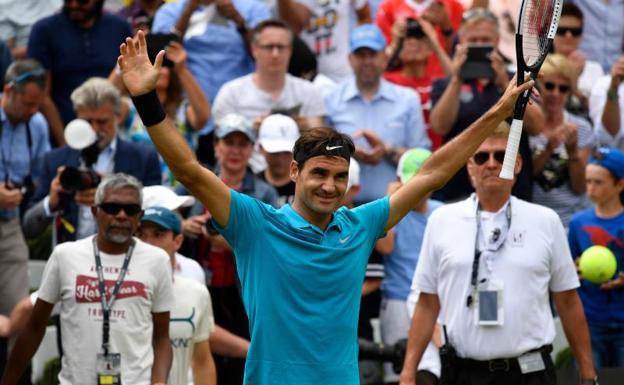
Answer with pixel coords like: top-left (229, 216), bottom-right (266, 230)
top-left (22, 77), bottom-right (161, 245)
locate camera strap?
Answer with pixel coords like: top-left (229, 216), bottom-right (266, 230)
top-left (466, 200), bottom-right (511, 308)
top-left (92, 236), bottom-right (135, 356)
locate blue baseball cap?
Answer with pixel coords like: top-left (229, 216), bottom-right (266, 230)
top-left (215, 113), bottom-right (256, 143)
top-left (141, 206), bottom-right (182, 234)
top-left (589, 147), bottom-right (624, 179)
top-left (350, 24), bottom-right (386, 53)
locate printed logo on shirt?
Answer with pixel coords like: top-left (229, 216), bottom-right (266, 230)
top-left (305, 0), bottom-right (340, 56)
top-left (509, 229), bottom-right (526, 247)
top-left (75, 275), bottom-right (148, 303)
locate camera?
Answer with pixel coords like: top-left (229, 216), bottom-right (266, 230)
top-left (358, 338), bottom-right (407, 374)
top-left (406, 18), bottom-right (426, 39)
top-left (59, 167), bottom-right (101, 192)
top-left (460, 45), bottom-right (495, 80)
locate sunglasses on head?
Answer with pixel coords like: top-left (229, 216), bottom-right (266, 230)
top-left (542, 81), bottom-right (570, 93)
top-left (473, 150), bottom-right (505, 165)
top-left (556, 27), bottom-right (583, 37)
top-left (98, 203), bottom-right (142, 216)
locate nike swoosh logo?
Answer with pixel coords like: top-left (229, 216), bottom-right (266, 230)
top-left (326, 145), bottom-right (343, 151)
top-left (339, 236), bottom-right (351, 244)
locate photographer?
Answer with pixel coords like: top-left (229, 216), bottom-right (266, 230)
top-left (0, 58), bottom-right (50, 333)
top-left (23, 77), bottom-right (161, 245)
top-left (429, 8), bottom-right (543, 203)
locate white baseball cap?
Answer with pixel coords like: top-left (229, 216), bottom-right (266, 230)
top-left (142, 185), bottom-right (196, 210)
top-left (258, 114), bottom-right (300, 154)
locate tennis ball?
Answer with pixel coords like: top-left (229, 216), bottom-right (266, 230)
top-left (579, 246), bottom-right (617, 284)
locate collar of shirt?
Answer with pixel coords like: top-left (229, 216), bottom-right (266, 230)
top-left (342, 77), bottom-right (398, 104)
top-left (280, 204), bottom-right (343, 234)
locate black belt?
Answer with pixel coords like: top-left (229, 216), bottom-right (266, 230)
top-left (457, 345), bottom-right (553, 373)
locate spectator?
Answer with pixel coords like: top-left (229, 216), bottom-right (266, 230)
top-left (484, 0), bottom-right (519, 63)
top-left (0, 59), bottom-right (50, 336)
top-left (325, 24), bottom-right (430, 205)
top-left (117, 0), bottom-right (165, 34)
top-left (191, 113), bottom-right (277, 385)
top-left (0, 0), bottom-right (62, 60)
top-left (151, 0), bottom-right (271, 165)
top-left (568, 147), bottom-right (624, 369)
top-left (531, 54), bottom-right (595, 228)
top-left (137, 206), bottom-right (217, 385)
top-left (257, 114), bottom-right (299, 207)
top-left (1, 173), bottom-right (174, 385)
top-left (568, 0), bottom-right (624, 73)
top-left (552, 2), bottom-right (603, 116)
top-left (589, 55), bottom-right (624, 151)
top-left (0, 41), bottom-right (12, 89)
top-left (110, 38), bottom-right (210, 186)
top-left (278, 0), bottom-right (371, 82)
top-left (375, 148), bottom-right (442, 384)
top-left (287, 35), bottom-right (336, 97)
top-left (212, 19), bottom-right (325, 171)
top-left (384, 17), bottom-right (452, 150)
top-left (429, 8), bottom-right (541, 202)
top-left (22, 77), bottom-right (161, 245)
top-left (27, 0), bottom-right (132, 146)
top-left (400, 121), bottom-right (596, 385)
top-left (376, 0), bottom-right (464, 79)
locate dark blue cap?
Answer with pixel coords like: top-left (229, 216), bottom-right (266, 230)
top-left (589, 147), bottom-right (624, 179)
top-left (141, 206), bottom-right (181, 234)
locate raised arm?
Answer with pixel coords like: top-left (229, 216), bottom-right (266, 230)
top-left (117, 31), bottom-right (231, 226)
top-left (386, 76), bottom-right (534, 230)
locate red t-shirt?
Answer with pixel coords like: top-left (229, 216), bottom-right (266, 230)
top-left (376, 0), bottom-right (464, 79)
top-left (384, 70), bottom-right (443, 150)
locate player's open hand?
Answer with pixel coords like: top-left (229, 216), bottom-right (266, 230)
top-left (118, 30), bottom-right (164, 97)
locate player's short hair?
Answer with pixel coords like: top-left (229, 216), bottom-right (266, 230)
top-left (293, 126), bottom-right (355, 170)
top-left (540, 53), bottom-right (577, 88)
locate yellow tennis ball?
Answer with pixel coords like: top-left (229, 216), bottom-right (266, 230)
top-left (579, 246), bottom-right (617, 284)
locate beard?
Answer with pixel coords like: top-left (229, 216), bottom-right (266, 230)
top-left (63, 0), bottom-right (103, 25)
top-left (103, 223), bottom-right (133, 245)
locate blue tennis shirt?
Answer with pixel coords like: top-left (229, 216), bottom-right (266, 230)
top-left (214, 190), bottom-right (390, 385)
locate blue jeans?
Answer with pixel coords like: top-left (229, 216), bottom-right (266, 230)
top-left (588, 320), bottom-right (624, 368)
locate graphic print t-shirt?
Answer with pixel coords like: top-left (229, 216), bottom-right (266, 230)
top-left (37, 236), bottom-right (174, 385)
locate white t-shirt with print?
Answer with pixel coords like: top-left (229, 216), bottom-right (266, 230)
top-left (297, 0), bottom-right (368, 82)
top-left (37, 236), bottom-right (174, 385)
top-left (175, 252), bottom-right (206, 285)
top-left (413, 196), bottom-right (579, 360)
top-left (168, 276), bottom-right (215, 385)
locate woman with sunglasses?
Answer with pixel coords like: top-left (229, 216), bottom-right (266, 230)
top-left (530, 54), bottom-right (596, 228)
top-left (551, 3), bottom-right (603, 116)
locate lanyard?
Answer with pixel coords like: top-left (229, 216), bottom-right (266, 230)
top-left (92, 236), bottom-right (135, 355)
top-left (466, 200), bottom-right (511, 308)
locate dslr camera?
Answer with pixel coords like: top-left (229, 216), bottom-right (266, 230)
top-left (59, 167), bottom-right (101, 193)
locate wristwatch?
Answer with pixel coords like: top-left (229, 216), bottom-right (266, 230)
top-left (607, 88), bottom-right (619, 102)
top-left (580, 376), bottom-right (598, 385)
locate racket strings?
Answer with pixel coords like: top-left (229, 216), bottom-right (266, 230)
top-left (521, 0), bottom-right (555, 66)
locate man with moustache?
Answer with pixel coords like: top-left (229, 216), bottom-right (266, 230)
top-left (1, 173), bottom-right (174, 385)
top-left (27, 0), bottom-right (131, 145)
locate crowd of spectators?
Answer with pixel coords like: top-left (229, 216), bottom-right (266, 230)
top-left (0, 0), bottom-right (623, 385)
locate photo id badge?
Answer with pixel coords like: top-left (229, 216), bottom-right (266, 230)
top-left (96, 353), bottom-right (121, 385)
top-left (475, 279), bottom-right (504, 326)
top-left (517, 351), bottom-right (546, 374)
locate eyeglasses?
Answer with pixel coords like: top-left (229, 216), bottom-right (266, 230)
top-left (473, 150), bottom-right (505, 165)
top-left (98, 203), bottom-right (142, 216)
top-left (462, 8), bottom-right (498, 23)
top-left (542, 81), bottom-right (570, 93)
top-left (256, 43), bottom-right (291, 52)
top-left (556, 27), bottom-right (583, 37)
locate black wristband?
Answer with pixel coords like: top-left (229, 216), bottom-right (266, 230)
top-left (131, 90), bottom-right (166, 127)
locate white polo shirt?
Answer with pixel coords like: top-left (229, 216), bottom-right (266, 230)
top-left (413, 195), bottom-right (579, 360)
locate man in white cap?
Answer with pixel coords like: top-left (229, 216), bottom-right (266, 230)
top-left (257, 114), bottom-right (300, 207)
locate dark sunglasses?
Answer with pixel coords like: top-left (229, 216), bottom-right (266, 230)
top-left (98, 203), bottom-right (142, 216)
top-left (556, 27), bottom-right (583, 37)
top-left (543, 81), bottom-right (570, 93)
top-left (473, 150), bottom-right (505, 165)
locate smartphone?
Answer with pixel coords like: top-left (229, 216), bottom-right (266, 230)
top-left (460, 45), bottom-right (495, 80)
top-left (145, 33), bottom-right (180, 68)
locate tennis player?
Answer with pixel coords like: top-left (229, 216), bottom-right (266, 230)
top-left (117, 31), bottom-right (534, 385)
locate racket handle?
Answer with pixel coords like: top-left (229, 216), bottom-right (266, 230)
top-left (499, 118), bottom-right (523, 180)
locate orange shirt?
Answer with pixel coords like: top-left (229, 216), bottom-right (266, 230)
top-left (376, 0), bottom-right (464, 79)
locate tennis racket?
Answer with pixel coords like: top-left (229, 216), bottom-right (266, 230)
top-left (499, 0), bottom-right (562, 180)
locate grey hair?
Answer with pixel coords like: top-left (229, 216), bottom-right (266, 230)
top-left (95, 173), bottom-right (144, 205)
top-left (71, 77), bottom-right (121, 115)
